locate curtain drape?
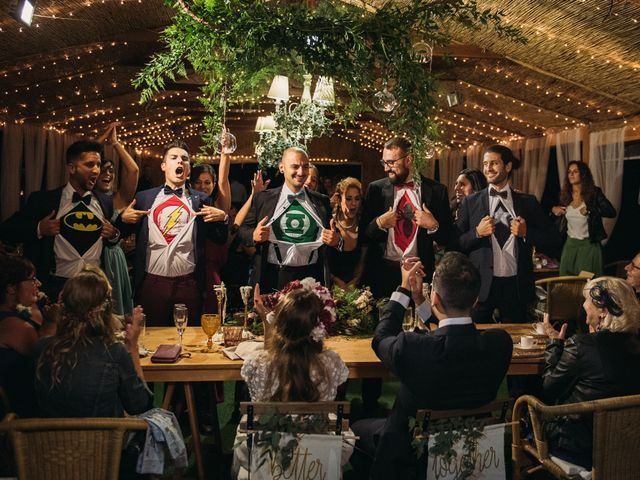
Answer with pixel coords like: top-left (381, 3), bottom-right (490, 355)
top-left (23, 125), bottom-right (47, 197)
top-left (589, 127), bottom-right (625, 242)
top-left (555, 128), bottom-right (582, 185)
top-left (524, 135), bottom-right (553, 200)
top-left (1, 124), bottom-right (24, 221)
top-left (465, 144), bottom-right (484, 170)
top-left (438, 148), bottom-right (464, 197)
top-left (504, 139), bottom-right (525, 191)
top-left (45, 129), bottom-right (65, 189)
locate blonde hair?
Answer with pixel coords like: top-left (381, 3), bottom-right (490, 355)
top-left (333, 177), bottom-right (362, 220)
top-left (585, 276), bottom-right (640, 333)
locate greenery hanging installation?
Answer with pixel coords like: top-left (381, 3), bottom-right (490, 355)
top-left (134, 0), bottom-right (524, 174)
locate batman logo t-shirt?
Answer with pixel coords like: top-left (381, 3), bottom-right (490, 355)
top-left (271, 200), bottom-right (319, 244)
top-left (59, 203), bottom-right (103, 256)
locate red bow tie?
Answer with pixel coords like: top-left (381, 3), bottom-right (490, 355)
top-left (395, 182), bottom-right (415, 190)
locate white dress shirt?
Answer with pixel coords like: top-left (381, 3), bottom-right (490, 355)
top-left (488, 184), bottom-right (517, 277)
top-left (52, 183), bottom-right (105, 278)
top-left (146, 188), bottom-right (196, 277)
top-left (266, 184), bottom-right (324, 267)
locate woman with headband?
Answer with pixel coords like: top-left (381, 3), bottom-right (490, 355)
top-left (542, 276), bottom-right (640, 469)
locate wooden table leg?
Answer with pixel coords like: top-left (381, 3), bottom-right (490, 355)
top-left (183, 382), bottom-right (205, 480)
top-left (162, 382), bottom-right (176, 410)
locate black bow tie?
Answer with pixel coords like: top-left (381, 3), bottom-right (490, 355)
top-left (72, 192), bottom-right (92, 205)
top-left (489, 188), bottom-right (508, 199)
top-left (164, 186), bottom-right (183, 197)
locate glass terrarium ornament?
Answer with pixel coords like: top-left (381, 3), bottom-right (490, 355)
top-left (373, 85), bottom-right (398, 113)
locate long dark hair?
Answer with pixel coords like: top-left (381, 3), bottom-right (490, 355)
top-left (459, 168), bottom-right (488, 193)
top-left (560, 160), bottom-right (596, 206)
top-left (189, 163), bottom-right (218, 200)
top-left (0, 254), bottom-right (35, 305)
top-left (36, 267), bottom-right (116, 388)
top-left (267, 289), bottom-right (326, 401)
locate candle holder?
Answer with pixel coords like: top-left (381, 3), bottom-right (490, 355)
top-left (214, 282), bottom-right (227, 325)
top-left (240, 285), bottom-right (252, 329)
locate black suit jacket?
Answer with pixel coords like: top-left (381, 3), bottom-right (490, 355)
top-left (116, 187), bottom-right (228, 293)
top-left (359, 176), bottom-right (451, 281)
top-left (0, 187), bottom-right (114, 284)
top-left (370, 298), bottom-right (513, 478)
top-left (453, 188), bottom-right (561, 302)
top-left (237, 186), bottom-right (333, 286)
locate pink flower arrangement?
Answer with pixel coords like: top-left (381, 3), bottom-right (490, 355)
top-left (264, 277), bottom-right (336, 341)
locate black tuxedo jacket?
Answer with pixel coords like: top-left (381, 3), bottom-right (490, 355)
top-left (116, 186), bottom-right (228, 293)
top-left (370, 298), bottom-right (513, 478)
top-left (0, 187), bottom-right (114, 283)
top-left (237, 186), bottom-right (332, 287)
top-left (359, 176), bottom-right (451, 280)
top-left (452, 187), bottom-right (561, 302)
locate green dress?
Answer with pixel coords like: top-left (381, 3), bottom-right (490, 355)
top-left (102, 210), bottom-right (133, 315)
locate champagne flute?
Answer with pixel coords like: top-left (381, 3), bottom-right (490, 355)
top-left (201, 313), bottom-right (221, 352)
top-left (402, 306), bottom-right (414, 332)
top-left (240, 286), bottom-right (252, 329)
top-left (173, 304), bottom-right (188, 345)
top-left (139, 312), bottom-right (147, 352)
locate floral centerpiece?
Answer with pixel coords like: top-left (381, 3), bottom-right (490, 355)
top-left (262, 277), bottom-right (336, 341)
top-left (331, 285), bottom-right (380, 336)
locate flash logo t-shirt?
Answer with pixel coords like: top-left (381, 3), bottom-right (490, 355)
top-left (152, 195), bottom-right (192, 244)
top-left (146, 189), bottom-right (197, 278)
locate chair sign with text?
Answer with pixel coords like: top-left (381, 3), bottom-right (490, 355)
top-left (427, 423), bottom-right (506, 480)
top-left (249, 433), bottom-right (342, 480)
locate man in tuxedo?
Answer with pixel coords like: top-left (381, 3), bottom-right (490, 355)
top-left (351, 252), bottom-right (512, 479)
top-left (0, 140), bottom-right (119, 301)
top-left (453, 144), bottom-right (561, 323)
top-left (118, 140), bottom-right (228, 326)
top-left (360, 136), bottom-right (451, 299)
top-left (237, 147), bottom-right (341, 293)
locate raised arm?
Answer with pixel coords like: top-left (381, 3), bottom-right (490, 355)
top-left (109, 125), bottom-right (139, 211)
top-left (215, 149), bottom-right (232, 214)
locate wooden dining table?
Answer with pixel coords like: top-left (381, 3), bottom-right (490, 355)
top-left (141, 324), bottom-right (546, 479)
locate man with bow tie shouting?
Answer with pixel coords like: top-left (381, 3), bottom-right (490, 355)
top-left (117, 140), bottom-right (228, 326)
top-left (1, 140), bottom-right (120, 301)
top-left (238, 147), bottom-right (341, 293)
top-left (453, 145), bottom-right (560, 324)
top-left (360, 137), bottom-right (451, 299)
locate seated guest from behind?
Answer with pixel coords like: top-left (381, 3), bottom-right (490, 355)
top-left (35, 267), bottom-right (152, 417)
top-left (232, 284), bottom-right (352, 477)
top-left (0, 254), bottom-right (55, 417)
top-left (542, 276), bottom-right (640, 469)
top-left (351, 252), bottom-right (513, 480)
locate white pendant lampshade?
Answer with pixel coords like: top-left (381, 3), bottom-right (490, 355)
top-left (255, 115), bottom-right (276, 132)
top-left (312, 76), bottom-right (335, 107)
top-left (267, 75), bottom-right (290, 103)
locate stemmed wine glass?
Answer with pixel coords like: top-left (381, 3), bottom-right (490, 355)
top-left (173, 304), bottom-right (188, 345)
top-left (201, 313), bottom-right (221, 352)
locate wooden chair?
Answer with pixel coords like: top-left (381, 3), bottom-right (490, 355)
top-left (413, 399), bottom-right (512, 440)
top-left (412, 400), bottom-right (512, 479)
top-left (512, 394), bottom-right (640, 480)
top-left (239, 400), bottom-right (350, 435)
top-left (535, 275), bottom-right (593, 333)
top-left (0, 413), bottom-right (147, 480)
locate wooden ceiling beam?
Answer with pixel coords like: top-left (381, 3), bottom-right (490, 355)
top-left (454, 80), bottom-right (587, 124)
top-left (433, 43), bottom-right (504, 59)
top-left (505, 56), bottom-right (640, 111)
